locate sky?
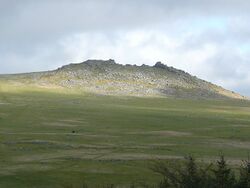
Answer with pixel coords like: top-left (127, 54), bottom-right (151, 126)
top-left (1, 0), bottom-right (250, 96)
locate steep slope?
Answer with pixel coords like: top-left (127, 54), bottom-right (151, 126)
top-left (0, 59), bottom-right (245, 99)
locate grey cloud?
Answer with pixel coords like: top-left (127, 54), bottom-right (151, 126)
top-left (2, 0), bottom-right (250, 39)
top-left (0, 0), bottom-right (250, 96)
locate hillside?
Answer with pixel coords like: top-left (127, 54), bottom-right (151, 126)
top-left (0, 60), bottom-right (250, 187)
top-left (0, 59), bottom-right (245, 99)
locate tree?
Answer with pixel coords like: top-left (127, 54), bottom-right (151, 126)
top-left (212, 155), bottom-right (236, 188)
top-left (152, 156), bottom-right (213, 188)
top-left (238, 158), bottom-right (250, 188)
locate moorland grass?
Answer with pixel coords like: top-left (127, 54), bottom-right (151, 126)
top-left (0, 84), bottom-right (250, 187)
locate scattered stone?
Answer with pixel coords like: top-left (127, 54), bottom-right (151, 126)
top-left (0, 59), bottom-right (245, 99)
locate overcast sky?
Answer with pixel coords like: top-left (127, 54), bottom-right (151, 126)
top-left (1, 0), bottom-right (250, 96)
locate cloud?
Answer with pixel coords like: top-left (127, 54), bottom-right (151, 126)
top-left (0, 0), bottom-right (250, 96)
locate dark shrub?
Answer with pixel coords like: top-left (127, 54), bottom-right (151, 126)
top-left (212, 156), bottom-right (236, 188)
top-left (152, 156), bottom-right (213, 188)
top-left (238, 158), bottom-right (250, 188)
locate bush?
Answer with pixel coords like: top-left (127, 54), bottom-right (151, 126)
top-left (62, 155), bottom-right (250, 188)
top-left (152, 155), bottom-right (250, 188)
top-left (212, 155), bottom-right (236, 188)
top-left (152, 156), bottom-right (213, 188)
top-left (238, 158), bottom-right (250, 188)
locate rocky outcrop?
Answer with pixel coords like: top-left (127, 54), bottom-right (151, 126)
top-left (0, 59), bottom-right (246, 99)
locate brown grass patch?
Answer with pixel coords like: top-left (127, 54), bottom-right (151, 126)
top-left (130, 130), bottom-right (191, 137)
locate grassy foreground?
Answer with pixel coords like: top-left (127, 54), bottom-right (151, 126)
top-left (0, 83), bottom-right (250, 187)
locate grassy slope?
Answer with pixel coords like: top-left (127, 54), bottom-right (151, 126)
top-left (0, 83), bottom-right (250, 187)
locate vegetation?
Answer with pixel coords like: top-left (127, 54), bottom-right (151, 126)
top-left (152, 156), bottom-right (211, 188)
top-left (0, 61), bottom-right (249, 187)
top-left (0, 82), bottom-right (249, 187)
top-left (153, 156), bottom-right (250, 188)
top-left (62, 156), bottom-right (250, 187)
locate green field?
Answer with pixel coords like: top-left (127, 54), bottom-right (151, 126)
top-left (0, 83), bottom-right (250, 187)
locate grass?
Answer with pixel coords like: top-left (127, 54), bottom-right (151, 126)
top-left (0, 83), bottom-right (250, 187)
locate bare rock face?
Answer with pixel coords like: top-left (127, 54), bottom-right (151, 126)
top-left (0, 59), bottom-right (245, 99)
top-left (154, 61), bottom-right (167, 69)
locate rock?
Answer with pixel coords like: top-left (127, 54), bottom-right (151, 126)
top-left (154, 61), bottom-right (168, 69)
top-left (1, 59), bottom-right (245, 99)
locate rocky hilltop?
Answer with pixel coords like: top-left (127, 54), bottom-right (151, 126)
top-left (0, 59), bottom-right (245, 99)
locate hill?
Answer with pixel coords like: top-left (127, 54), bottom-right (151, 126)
top-left (0, 60), bottom-right (250, 187)
top-left (0, 59), bottom-right (245, 99)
